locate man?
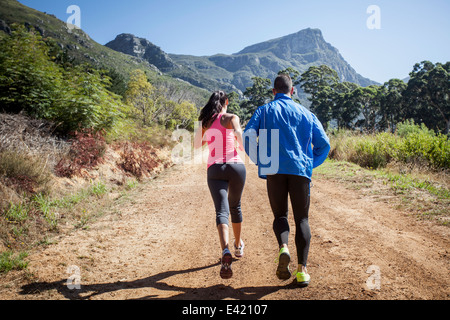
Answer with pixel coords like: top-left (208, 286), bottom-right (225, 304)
top-left (244, 74), bottom-right (330, 287)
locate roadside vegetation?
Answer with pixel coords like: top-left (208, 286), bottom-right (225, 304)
top-left (317, 120), bottom-right (449, 225)
top-left (0, 25), bottom-right (181, 274)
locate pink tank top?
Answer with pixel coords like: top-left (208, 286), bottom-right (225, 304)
top-left (205, 114), bottom-right (243, 168)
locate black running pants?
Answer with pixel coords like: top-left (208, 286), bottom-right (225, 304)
top-left (207, 163), bottom-right (246, 226)
top-left (267, 174), bottom-right (311, 266)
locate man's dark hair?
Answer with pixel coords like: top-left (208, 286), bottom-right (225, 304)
top-left (274, 74), bottom-right (293, 94)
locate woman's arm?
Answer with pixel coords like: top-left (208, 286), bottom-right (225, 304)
top-left (194, 123), bottom-right (206, 149)
top-left (230, 115), bottom-right (244, 151)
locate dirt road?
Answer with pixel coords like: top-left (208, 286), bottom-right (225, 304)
top-left (1, 154), bottom-right (449, 300)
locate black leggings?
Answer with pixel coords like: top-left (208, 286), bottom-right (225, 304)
top-left (267, 174), bottom-right (311, 266)
top-left (207, 163), bottom-right (246, 226)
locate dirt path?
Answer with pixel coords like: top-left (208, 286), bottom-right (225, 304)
top-left (1, 153), bottom-right (449, 300)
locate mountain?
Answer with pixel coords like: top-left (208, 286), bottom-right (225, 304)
top-left (1, 0), bottom-right (376, 107)
top-left (106, 29), bottom-right (378, 96)
top-left (105, 33), bottom-right (178, 73)
top-left (0, 0), bottom-right (209, 106)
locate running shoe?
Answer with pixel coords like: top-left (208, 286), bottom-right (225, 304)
top-left (296, 272), bottom-right (311, 287)
top-left (220, 248), bottom-right (233, 279)
top-left (234, 240), bottom-right (245, 258)
top-left (276, 247), bottom-right (291, 280)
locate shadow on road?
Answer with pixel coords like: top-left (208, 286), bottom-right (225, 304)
top-left (19, 261), bottom-right (298, 300)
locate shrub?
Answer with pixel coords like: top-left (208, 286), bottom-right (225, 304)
top-left (398, 130), bottom-right (450, 169)
top-left (55, 129), bottom-right (106, 178)
top-left (0, 150), bottom-right (51, 194)
top-left (116, 141), bottom-right (160, 179)
top-left (329, 122), bottom-right (449, 171)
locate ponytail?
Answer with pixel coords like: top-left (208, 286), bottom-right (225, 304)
top-left (199, 91), bottom-right (228, 129)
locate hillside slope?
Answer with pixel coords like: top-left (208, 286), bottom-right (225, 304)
top-left (0, 0), bottom-right (209, 106)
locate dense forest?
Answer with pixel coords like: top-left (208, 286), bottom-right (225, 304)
top-left (235, 64), bottom-right (449, 136)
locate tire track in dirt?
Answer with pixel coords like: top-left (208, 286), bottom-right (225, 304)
top-left (0, 154), bottom-right (448, 300)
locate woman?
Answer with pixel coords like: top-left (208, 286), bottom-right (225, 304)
top-left (194, 91), bottom-right (246, 279)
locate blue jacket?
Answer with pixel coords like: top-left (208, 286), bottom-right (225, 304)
top-left (244, 93), bottom-right (330, 180)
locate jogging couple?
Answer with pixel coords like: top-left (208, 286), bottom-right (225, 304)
top-left (194, 74), bottom-right (330, 286)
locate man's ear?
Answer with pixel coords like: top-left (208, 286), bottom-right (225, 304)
top-left (291, 87), bottom-right (295, 95)
top-left (273, 89), bottom-right (277, 96)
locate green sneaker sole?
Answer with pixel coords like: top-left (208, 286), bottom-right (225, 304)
top-left (276, 251), bottom-right (291, 280)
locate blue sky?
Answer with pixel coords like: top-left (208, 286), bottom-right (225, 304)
top-left (19, 0), bottom-right (450, 84)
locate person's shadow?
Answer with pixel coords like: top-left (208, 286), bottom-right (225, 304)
top-left (19, 260), bottom-right (298, 300)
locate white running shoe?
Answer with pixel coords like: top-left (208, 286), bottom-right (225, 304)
top-left (234, 240), bottom-right (245, 258)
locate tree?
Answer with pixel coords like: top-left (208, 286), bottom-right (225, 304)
top-left (124, 69), bottom-right (163, 126)
top-left (0, 24), bottom-right (63, 117)
top-left (58, 64), bottom-right (123, 132)
top-left (300, 65), bottom-right (340, 128)
top-left (300, 65), bottom-right (339, 102)
top-left (240, 76), bottom-right (273, 122)
top-left (331, 81), bottom-right (360, 129)
top-left (379, 79), bottom-right (407, 132)
top-left (405, 61), bottom-right (450, 135)
top-left (347, 85), bottom-right (381, 132)
top-left (226, 92), bottom-right (243, 119)
top-left (0, 24), bottom-right (123, 133)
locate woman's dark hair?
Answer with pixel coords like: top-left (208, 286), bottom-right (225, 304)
top-left (199, 91), bottom-right (228, 129)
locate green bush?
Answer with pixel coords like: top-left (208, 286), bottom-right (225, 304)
top-left (398, 130), bottom-right (449, 169)
top-left (329, 121), bottom-right (449, 170)
top-left (0, 24), bottom-right (125, 133)
top-left (350, 133), bottom-right (393, 169)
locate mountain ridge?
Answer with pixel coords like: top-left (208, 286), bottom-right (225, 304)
top-left (106, 28), bottom-right (377, 95)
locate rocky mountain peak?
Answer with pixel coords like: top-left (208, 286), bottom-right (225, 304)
top-left (105, 33), bottom-right (177, 72)
top-left (238, 28), bottom-right (337, 61)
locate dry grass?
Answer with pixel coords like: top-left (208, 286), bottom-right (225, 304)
top-left (0, 113), bottom-right (70, 170)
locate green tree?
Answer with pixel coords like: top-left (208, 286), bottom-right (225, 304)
top-left (379, 78), bottom-right (407, 132)
top-left (300, 65), bottom-right (340, 128)
top-left (58, 64), bottom-right (123, 132)
top-left (405, 61), bottom-right (450, 135)
top-left (240, 76), bottom-right (273, 122)
top-left (331, 81), bottom-right (360, 129)
top-left (300, 65), bottom-right (339, 101)
top-left (0, 24), bottom-right (123, 133)
top-left (170, 100), bottom-right (198, 131)
top-left (0, 24), bottom-right (63, 117)
top-left (226, 91), bottom-right (243, 119)
top-left (348, 85), bottom-right (381, 132)
top-left (124, 69), bottom-right (163, 126)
